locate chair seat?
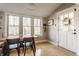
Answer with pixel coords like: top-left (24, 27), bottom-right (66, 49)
top-left (9, 44), bottom-right (19, 49)
top-left (0, 49), bottom-right (3, 56)
top-left (0, 51), bottom-right (3, 56)
top-left (23, 42), bottom-right (32, 46)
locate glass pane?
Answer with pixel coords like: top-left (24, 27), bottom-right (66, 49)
top-left (9, 16), bottom-right (19, 25)
top-left (69, 12), bottom-right (74, 30)
top-left (34, 27), bottom-right (41, 36)
top-left (59, 15), bottom-right (63, 20)
top-left (69, 12), bottom-right (74, 18)
top-left (64, 13), bottom-right (68, 18)
top-left (9, 16), bottom-right (14, 25)
top-left (34, 18), bottom-right (41, 26)
top-left (8, 26), bottom-right (19, 36)
top-left (23, 27), bottom-right (31, 37)
top-left (59, 15), bottom-right (64, 30)
top-left (14, 16), bottom-right (19, 25)
top-left (63, 13), bottom-right (69, 31)
top-left (23, 17), bottom-right (31, 26)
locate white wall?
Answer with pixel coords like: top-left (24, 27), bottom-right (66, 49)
top-left (48, 15), bottom-right (59, 45)
top-left (0, 11), bottom-right (5, 38)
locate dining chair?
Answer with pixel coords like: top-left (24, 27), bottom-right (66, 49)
top-left (23, 37), bottom-right (36, 56)
top-left (6, 38), bottom-right (20, 56)
top-left (0, 42), bottom-right (5, 56)
top-left (2, 41), bottom-right (9, 56)
top-left (0, 47), bottom-right (3, 56)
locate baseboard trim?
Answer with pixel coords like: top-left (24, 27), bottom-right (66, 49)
top-left (48, 40), bottom-right (58, 46)
top-left (75, 51), bottom-right (79, 56)
top-left (35, 39), bottom-right (48, 44)
top-left (76, 52), bottom-right (79, 56)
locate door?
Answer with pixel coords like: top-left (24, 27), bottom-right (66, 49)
top-left (66, 11), bottom-right (77, 52)
top-left (76, 8), bottom-right (79, 53)
top-left (58, 9), bottom-right (77, 52)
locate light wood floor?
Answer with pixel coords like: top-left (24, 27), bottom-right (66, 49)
top-left (9, 42), bottom-right (76, 56)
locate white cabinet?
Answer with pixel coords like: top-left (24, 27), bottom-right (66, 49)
top-left (59, 31), bottom-right (67, 48)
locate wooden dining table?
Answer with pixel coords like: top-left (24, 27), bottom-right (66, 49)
top-left (0, 42), bottom-right (4, 45)
top-left (0, 36), bottom-right (38, 45)
top-left (0, 36), bottom-right (38, 46)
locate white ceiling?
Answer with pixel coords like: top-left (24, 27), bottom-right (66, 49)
top-left (0, 3), bottom-right (62, 17)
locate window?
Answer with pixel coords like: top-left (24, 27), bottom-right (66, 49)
top-left (8, 15), bottom-right (19, 37)
top-left (59, 15), bottom-right (64, 30)
top-left (34, 18), bottom-right (42, 36)
top-left (7, 15), bottom-right (43, 38)
top-left (23, 17), bottom-right (31, 37)
top-left (59, 12), bottom-right (74, 31)
top-left (69, 12), bottom-right (74, 30)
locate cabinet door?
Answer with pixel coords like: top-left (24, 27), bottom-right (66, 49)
top-left (67, 31), bottom-right (76, 52)
top-left (59, 31), bottom-right (67, 48)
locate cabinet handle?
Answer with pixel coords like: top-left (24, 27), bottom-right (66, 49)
top-left (73, 32), bottom-right (77, 34)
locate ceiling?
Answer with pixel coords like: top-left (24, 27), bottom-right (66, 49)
top-left (0, 3), bottom-right (62, 17)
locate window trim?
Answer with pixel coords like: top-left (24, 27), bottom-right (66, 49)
top-left (7, 15), bottom-right (19, 37)
top-left (7, 15), bottom-right (43, 37)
